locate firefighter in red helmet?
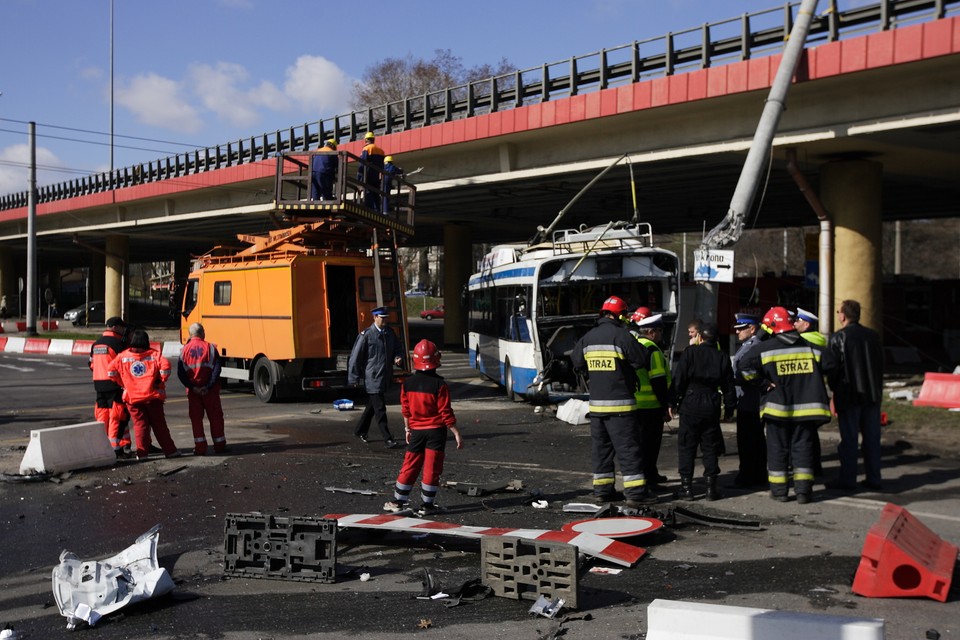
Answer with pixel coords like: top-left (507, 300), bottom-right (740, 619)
top-left (741, 306), bottom-right (837, 504)
top-left (384, 340), bottom-right (462, 516)
top-left (571, 296), bottom-right (658, 507)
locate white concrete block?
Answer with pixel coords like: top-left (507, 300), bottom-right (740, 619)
top-left (48, 339), bottom-right (76, 355)
top-left (19, 422), bottom-right (116, 475)
top-left (161, 341), bottom-right (182, 359)
top-left (646, 599), bottom-right (885, 640)
top-left (4, 336), bottom-right (26, 353)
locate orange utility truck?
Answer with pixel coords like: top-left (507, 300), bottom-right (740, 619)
top-left (181, 220), bottom-right (408, 402)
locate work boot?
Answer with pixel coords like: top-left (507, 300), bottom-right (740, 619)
top-left (625, 488), bottom-right (658, 507)
top-left (678, 475), bottom-right (695, 501)
top-left (706, 475), bottom-right (722, 502)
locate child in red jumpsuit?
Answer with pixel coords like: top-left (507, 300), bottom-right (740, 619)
top-left (384, 340), bottom-right (461, 515)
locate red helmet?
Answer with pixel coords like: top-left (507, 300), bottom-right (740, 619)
top-left (630, 306), bottom-right (652, 325)
top-left (600, 296), bottom-right (628, 316)
top-left (412, 339), bottom-right (441, 371)
top-left (762, 306), bottom-right (795, 334)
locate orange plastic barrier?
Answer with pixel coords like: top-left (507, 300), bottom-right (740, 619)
top-left (913, 372), bottom-right (960, 409)
top-left (852, 503), bottom-right (957, 602)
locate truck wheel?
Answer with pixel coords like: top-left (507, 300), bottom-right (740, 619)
top-left (253, 358), bottom-right (280, 403)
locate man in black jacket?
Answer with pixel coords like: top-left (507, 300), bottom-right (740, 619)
top-left (672, 322), bottom-right (737, 501)
top-left (571, 296), bottom-right (657, 507)
top-left (828, 299), bottom-right (884, 491)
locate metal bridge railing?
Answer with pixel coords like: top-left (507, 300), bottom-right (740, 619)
top-left (1, 0), bottom-right (956, 212)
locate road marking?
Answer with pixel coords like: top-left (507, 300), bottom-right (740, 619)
top-left (0, 364), bottom-right (35, 372)
top-left (830, 496), bottom-right (960, 523)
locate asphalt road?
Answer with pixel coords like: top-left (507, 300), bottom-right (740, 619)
top-left (1, 351), bottom-right (959, 640)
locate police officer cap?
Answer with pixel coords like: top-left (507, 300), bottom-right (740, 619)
top-left (371, 307), bottom-right (389, 317)
top-left (796, 307), bottom-right (819, 323)
top-left (637, 313), bottom-right (663, 328)
top-left (733, 313), bottom-right (759, 330)
top-left (105, 316), bottom-right (127, 328)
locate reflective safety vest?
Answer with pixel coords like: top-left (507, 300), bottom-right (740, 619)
top-left (740, 332), bottom-right (837, 424)
top-left (800, 330), bottom-right (827, 347)
top-left (107, 348), bottom-right (171, 405)
top-left (632, 335), bottom-right (671, 409)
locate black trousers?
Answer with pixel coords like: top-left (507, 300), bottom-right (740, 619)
top-left (677, 413), bottom-right (723, 478)
top-left (766, 419), bottom-right (816, 497)
top-left (590, 412), bottom-right (647, 501)
top-left (735, 409), bottom-right (767, 483)
top-left (354, 392), bottom-right (392, 441)
top-left (637, 408), bottom-right (665, 480)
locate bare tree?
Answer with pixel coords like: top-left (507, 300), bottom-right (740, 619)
top-left (351, 49), bottom-right (513, 110)
top-left (356, 50), bottom-right (514, 299)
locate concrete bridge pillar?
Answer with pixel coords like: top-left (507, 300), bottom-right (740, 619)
top-left (89, 254), bottom-right (106, 303)
top-left (820, 159), bottom-right (883, 334)
top-left (105, 234), bottom-right (129, 321)
top-left (443, 223), bottom-right (472, 348)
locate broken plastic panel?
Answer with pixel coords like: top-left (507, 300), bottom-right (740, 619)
top-left (51, 524), bottom-right (175, 629)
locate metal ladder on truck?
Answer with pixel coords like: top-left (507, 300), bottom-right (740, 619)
top-left (271, 151), bottom-right (416, 356)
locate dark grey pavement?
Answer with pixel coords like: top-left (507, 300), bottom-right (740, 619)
top-left (1, 350), bottom-right (959, 639)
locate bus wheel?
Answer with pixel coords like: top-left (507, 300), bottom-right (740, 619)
top-left (504, 359), bottom-right (518, 402)
top-left (474, 347), bottom-right (481, 372)
top-left (253, 358), bottom-right (280, 403)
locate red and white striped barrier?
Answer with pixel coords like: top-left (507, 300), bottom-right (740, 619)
top-left (323, 513), bottom-right (646, 567)
top-left (0, 337), bottom-right (179, 357)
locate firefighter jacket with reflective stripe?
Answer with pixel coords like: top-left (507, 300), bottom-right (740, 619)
top-left (90, 329), bottom-right (126, 392)
top-left (571, 317), bottom-right (649, 415)
top-left (828, 322), bottom-right (883, 410)
top-left (177, 337), bottom-right (222, 391)
top-left (740, 331), bottom-right (837, 424)
top-left (107, 348), bottom-right (171, 405)
top-left (672, 342), bottom-right (737, 418)
top-left (401, 370), bottom-right (456, 430)
top-left (630, 333), bottom-right (671, 409)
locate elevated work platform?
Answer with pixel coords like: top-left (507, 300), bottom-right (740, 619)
top-left (274, 151), bottom-right (416, 238)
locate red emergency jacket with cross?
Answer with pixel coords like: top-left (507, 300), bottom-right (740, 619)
top-left (400, 370), bottom-right (456, 430)
top-left (89, 329), bottom-right (126, 392)
top-left (107, 347), bottom-right (171, 405)
top-left (177, 337), bottom-right (222, 391)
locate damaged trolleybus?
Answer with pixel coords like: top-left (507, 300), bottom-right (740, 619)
top-left (467, 221), bottom-right (680, 402)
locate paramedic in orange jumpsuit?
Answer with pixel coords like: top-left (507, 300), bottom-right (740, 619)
top-left (107, 329), bottom-right (181, 460)
top-left (177, 322), bottom-right (227, 455)
top-left (89, 316), bottom-right (132, 456)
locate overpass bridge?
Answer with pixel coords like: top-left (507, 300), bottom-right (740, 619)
top-left (0, 0), bottom-right (958, 337)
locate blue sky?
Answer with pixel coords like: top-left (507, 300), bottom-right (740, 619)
top-left (0, 0), bottom-right (849, 195)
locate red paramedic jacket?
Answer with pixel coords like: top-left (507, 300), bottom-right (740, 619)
top-left (107, 347), bottom-right (171, 405)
